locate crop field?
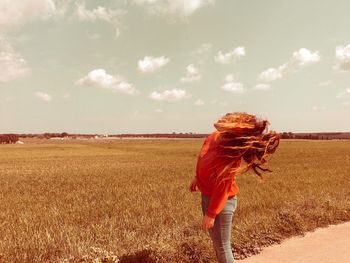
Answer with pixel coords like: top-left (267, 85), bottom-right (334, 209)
top-left (0, 139), bottom-right (350, 262)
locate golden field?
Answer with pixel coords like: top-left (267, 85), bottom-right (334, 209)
top-left (0, 139), bottom-right (349, 262)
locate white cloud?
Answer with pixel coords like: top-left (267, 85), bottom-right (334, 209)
top-left (193, 43), bottom-right (212, 55)
top-left (114, 28), bottom-right (121, 39)
top-left (133, 0), bottom-right (215, 17)
top-left (75, 69), bottom-right (138, 95)
top-left (180, 64), bottom-right (201, 83)
top-left (194, 99), bottom-right (205, 106)
top-left (35, 91), bottom-right (52, 102)
top-left (222, 82), bottom-right (244, 93)
top-left (253, 84), bottom-right (271, 91)
top-left (318, 80), bottom-right (332, 87)
top-left (0, 0), bottom-right (57, 30)
top-left (336, 88), bottom-right (350, 98)
top-left (210, 100), bottom-right (228, 107)
top-left (218, 101), bottom-right (228, 107)
top-left (214, 46), bottom-right (246, 64)
top-left (285, 48), bottom-right (321, 71)
top-left (86, 31), bottom-right (100, 40)
top-left (0, 37), bottom-right (29, 83)
top-left (258, 68), bottom-right (282, 82)
top-left (258, 48), bottom-right (320, 82)
top-left (221, 74), bottom-right (244, 94)
top-left (75, 1), bottom-right (126, 24)
top-left (210, 99), bottom-right (228, 107)
top-left (312, 106), bottom-right (326, 111)
top-left (54, 0), bottom-right (72, 17)
top-left (138, 56), bottom-right (170, 74)
top-left (343, 101), bottom-right (350, 106)
top-left (192, 43), bottom-right (212, 64)
top-left (0, 1), bottom-right (68, 84)
top-left (149, 89), bottom-right (188, 102)
top-left (334, 44), bottom-right (350, 71)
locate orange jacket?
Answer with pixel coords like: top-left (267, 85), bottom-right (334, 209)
top-left (196, 131), bottom-right (240, 218)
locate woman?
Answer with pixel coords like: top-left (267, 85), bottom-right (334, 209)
top-left (189, 112), bottom-right (280, 263)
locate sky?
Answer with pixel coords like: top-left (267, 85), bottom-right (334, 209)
top-left (0, 0), bottom-right (350, 134)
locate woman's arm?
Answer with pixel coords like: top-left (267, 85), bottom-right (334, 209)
top-left (206, 178), bottom-right (232, 219)
top-left (189, 177), bottom-right (198, 192)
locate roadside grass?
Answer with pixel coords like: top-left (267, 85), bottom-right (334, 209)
top-left (0, 139), bottom-right (349, 262)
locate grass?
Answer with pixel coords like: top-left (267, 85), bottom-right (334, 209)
top-left (0, 139), bottom-right (349, 262)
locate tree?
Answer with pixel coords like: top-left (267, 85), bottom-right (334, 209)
top-left (0, 134), bottom-right (19, 144)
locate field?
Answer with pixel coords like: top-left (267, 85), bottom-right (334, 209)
top-left (0, 139), bottom-right (350, 262)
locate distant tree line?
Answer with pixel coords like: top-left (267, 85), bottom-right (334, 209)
top-left (2, 132), bottom-right (350, 141)
top-left (0, 134), bottom-right (19, 144)
top-left (115, 132), bottom-right (350, 140)
top-left (19, 132), bottom-right (69, 139)
top-left (112, 133), bottom-right (209, 138)
top-left (280, 132), bottom-right (349, 140)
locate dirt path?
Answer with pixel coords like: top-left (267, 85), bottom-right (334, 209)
top-left (239, 222), bottom-right (350, 263)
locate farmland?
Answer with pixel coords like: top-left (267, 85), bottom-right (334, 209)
top-left (0, 139), bottom-right (350, 262)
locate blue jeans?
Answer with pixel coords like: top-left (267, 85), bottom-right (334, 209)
top-left (201, 194), bottom-right (238, 263)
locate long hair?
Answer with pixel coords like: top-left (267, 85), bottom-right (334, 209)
top-left (212, 112), bottom-right (280, 185)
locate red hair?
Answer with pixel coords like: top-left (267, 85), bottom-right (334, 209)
top-left (212, 112), bottom-right (280, 184)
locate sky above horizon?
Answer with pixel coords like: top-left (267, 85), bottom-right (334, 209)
top-left (1, 0), bottom-right (350, 134)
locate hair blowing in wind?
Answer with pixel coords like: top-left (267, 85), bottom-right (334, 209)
top-left (212, 112), bottom-right (280, 184)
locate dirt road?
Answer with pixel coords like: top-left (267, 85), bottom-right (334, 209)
top-left (239, 222), bottom-right (350, 263)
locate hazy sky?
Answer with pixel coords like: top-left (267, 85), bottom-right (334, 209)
top-left (1, 0), bottom-right (350, 134)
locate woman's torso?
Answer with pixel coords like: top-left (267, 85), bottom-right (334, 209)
top-left (196, 131), bottom-right (240, 198)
